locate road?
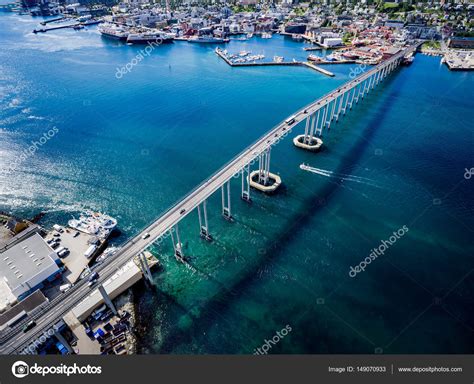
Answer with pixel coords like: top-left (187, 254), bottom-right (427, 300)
top-left (0, 44), bottom-right (419, 354)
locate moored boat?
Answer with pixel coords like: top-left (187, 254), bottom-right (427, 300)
top-left (98, 23), bottom-right (129, 41)
top-left (187, 36), bottom-right (229, 44)
top-left (127, 30), bottom-right (174, 44)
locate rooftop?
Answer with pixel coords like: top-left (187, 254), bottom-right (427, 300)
top-left (0, 233), bottom-right (60, 301)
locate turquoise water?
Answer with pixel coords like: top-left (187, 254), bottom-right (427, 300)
top-left (1, 14), bottom-right (473, 354)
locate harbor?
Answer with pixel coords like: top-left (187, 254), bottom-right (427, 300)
top-left (215, 47), bottom-right (335, 77)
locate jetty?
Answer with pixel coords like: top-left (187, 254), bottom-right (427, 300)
top-left (215, 48), bottom-right (335, 77)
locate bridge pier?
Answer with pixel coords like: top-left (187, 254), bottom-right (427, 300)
top-left (221, 181), bottom-right (232, 220)
top-left (335, 92), bottom-right (344, 121)
top-left (138, 252), bottom-right (154, 284)
top-left (249, 147), bottom-right (281, 193)
top-left (198, 199), bottom-right (213, 241)
top-left (294, 111), bottom-right (323, 152)
top-left (171, 224), bottom-right (185, 261)
top-left (54, 329), bottom-right (74, 354)
top-left (98, 284), bottom-right (118, 316)
top-left (241, 164), bottom-right (251, 202)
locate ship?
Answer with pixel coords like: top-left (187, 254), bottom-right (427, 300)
top-left (127, 30), bottom-right (174, 45)
top-left (68, 211), bottom-right (117, 240)
top-left (402, 53), bottom-right (414, 65)
top-left (98, 23), bottom-right (129, 41)
top-left (187, 36), bottom-right (229, 44)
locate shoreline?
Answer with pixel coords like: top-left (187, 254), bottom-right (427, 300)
top-left (114, 289), bottom-right (138, 354)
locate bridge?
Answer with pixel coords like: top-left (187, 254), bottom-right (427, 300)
top-left (0, 43), bottom-right (420, 354)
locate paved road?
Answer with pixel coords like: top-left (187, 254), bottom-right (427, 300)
top-left (0, 44), bottom-right (418, 354)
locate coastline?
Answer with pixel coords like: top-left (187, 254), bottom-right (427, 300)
top-left (114, 289), bottom-right (138, 355)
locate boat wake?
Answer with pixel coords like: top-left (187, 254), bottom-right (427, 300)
top-left (299, 163), bottom-right (379, 187)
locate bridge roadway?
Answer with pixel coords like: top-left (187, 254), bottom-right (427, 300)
top-left (0, 43), bottom-right (419, 354)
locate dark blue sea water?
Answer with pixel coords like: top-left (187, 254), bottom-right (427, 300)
top-left (1, 14), bottom-right (473, 354)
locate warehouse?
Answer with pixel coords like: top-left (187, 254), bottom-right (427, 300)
top-left (0, 233), bottom-right (61, 312)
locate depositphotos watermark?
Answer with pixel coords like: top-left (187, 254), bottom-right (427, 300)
top-left (464, 167), bottom-right (474, 179)
top-left (349, 225), bottom-right (409, 278)
top-left (349, 63), bottom-right (367, 79)
top-left (5, 127), bottom-right (59, 174)
top-left (12, 361), bottom-right (102, 379)
top-left (253, 325), bottom-right (292, 355)
top-left (115, 40), bottom-right (161, 79)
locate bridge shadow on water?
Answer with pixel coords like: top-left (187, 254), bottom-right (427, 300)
top-left (145, 72), bottom-right (409, 353)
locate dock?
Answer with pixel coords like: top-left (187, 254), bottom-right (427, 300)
top-left (33, 24), bottom-right (81, 33)
top-left (215, 48), bottom-right (335, 77)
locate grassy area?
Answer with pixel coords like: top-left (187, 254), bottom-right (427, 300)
top-left (422, 40), bottom-right (441, 50)
top-left (383, 2), bottom-right (399, 9)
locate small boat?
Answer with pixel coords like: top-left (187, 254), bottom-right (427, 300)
top-left (68, 211), bottom-right (117, 239)
top-left (273, 56), bottom-right (284, 63)
top-left (261, 32), bottom-right (272, 39)
top-left (308, 54), bottom-right (322, 62)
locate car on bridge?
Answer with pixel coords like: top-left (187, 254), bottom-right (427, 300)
top-left (88, 272), bottom-right (99, 287)
top-left (22, 321), bottom-right (36, 333)
top-left (285, 115), bottom-right (296, 125)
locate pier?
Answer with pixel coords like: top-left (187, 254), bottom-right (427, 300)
top-left (215, 48), bottom-right (335, 77)
top-left (0, 43), bottom-right (420, 355)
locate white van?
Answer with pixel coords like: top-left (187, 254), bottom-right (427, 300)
top-left (60, 284), bottom-right (72, 293)
top-left (84, 245), bottom-right (97, 259)
top-left (285, 115), bottom-right (296, 125)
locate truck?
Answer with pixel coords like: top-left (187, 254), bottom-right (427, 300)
top-left (84, 244), bottom-right (97, 259)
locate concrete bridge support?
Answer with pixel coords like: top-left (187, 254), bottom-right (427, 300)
top-left (241, 164), bottom-right (251, 202)
top-left (98, 284), bottom-right (118, 316)
top-left (171, 224), bottom-right (185, 261)
top-left (249, 147), bottom-right (281, 193)
top-left (138, 252), bottom-right (154, 284)
top-left (54, 329), bottom-right (74, 354)
top-left (221, 181), bottom-right (232, 220)
top-left (197, 199), bottom-right (212, 241)
top-left (294, 111), bottom-right (323, 152)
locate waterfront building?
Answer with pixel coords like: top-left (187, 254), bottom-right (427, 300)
top-left (0, 233), bottom-right (61, 311)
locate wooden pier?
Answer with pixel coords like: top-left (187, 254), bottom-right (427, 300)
top-left (215, 48), bottom-right (335, 77)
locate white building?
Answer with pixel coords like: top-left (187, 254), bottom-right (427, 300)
top-left (0, 233), bottom-right (60, 312)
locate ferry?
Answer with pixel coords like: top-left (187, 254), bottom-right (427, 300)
top-left (127, 30), bottom-right (174, 44)
top-left (98, 23), bottom-right (129, 41)
top-left (68, 211), bottom-right (117, 239)
top-left (187, 36), bottom-right (229, 44)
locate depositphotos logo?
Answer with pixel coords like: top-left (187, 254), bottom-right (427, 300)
top-left (11, 361), bottom-right (102, 379)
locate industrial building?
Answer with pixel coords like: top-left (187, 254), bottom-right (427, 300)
top-left (0, 233), bottom-right (61, 312)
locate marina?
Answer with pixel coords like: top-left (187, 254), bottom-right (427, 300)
top-left (215, 47), bottom-right (335, 77)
